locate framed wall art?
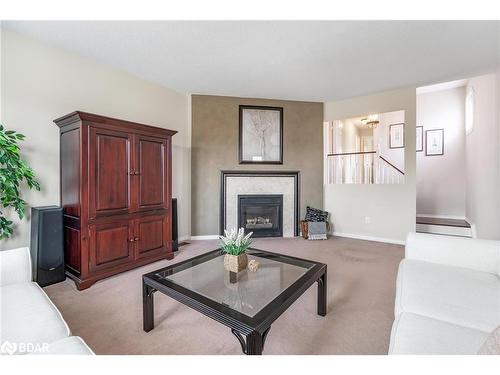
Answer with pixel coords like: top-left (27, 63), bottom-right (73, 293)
top-left (389, 123), bottom-right (405, 149)
top-left (425, 128), bottom-right (444, 156)
top-left (239, 105), bottom-right (283, 164)
top-left (416, 126), bottom-right (423, 152)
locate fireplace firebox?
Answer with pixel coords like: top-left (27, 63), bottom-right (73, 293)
top-left (238, 195), bottom-right (283, 238)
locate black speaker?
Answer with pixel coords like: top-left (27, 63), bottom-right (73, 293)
top-left (30, 206), bottom-right (65, 287)
top-left (172, 198), bottom-right (178, 252)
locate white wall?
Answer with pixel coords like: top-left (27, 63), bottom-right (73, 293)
top-left (374, 110), bottom-right (405, 172)
top-left (465, 73), bottom-right (500, 240)
top-left (342, 118), bottom-right (361, 152)
top-left (324, 87), bottom-right (416, 243)
top-left (0, 29), bottom-right (191, 250)
top-left (416, 86), bottom-right (466, 218)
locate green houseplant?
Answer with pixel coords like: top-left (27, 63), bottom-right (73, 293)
top-left (220, 227), bottom-right (253, 273)
top-left (0, 124), bottom-right (40, 239)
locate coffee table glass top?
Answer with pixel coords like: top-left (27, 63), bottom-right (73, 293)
top-left (154, 249), bottom-right (315, 317)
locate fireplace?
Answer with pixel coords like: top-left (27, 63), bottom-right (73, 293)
top-left (221, 171), bottom-right (300, 237)
top-left (238, 195), bottom-right (283, 238)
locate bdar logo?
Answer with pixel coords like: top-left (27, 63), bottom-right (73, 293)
top-left (0, 341), bottom-right (17, 355)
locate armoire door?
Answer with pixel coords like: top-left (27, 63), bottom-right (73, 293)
top-left (89, 127), bottom-right (132, 218)
top-left (133, 135), bottom-right (169, 212)
top-left (134, 214), bottom-right (170, 259)
top-left (89, 220), bottom-right (135, 272)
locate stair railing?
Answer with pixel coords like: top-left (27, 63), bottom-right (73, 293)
top-left (376, 155), bottom-right (405, 184)
top-left (326, 152), bottom-right (404, 184)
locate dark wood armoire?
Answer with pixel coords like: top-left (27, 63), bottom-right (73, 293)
top-left (54, 111), bottom-right (177, 290)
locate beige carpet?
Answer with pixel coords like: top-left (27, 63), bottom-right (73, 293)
top-left (44, 236), bottom-right (403, 355)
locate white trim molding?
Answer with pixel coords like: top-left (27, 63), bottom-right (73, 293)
top-left (466, 219), bottom-right (477, 238)
top-left (190, 235), bottom-right (220, 240)
top-left (331, 231), bottom-right (405, 245)
top-left (416, 224), bottom-right (472, 238)
top-left (191, 232), bottom-right (406, 245)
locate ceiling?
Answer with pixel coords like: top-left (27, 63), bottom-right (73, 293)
top-left (3, 21), bottom-right (500, 102)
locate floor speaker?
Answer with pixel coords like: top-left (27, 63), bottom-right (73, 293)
top-left (30, 206), bottom-right (65, 287)
top-left (172, 198), bottom-right (178, 251)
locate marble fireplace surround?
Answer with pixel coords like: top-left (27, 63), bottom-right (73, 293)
top-left (220, 171), bottom-right (300, 237)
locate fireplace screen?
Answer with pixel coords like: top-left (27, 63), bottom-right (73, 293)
top-left (238, 195), bottom-right (283, 238)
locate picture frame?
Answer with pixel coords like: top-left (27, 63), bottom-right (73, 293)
top-left (389, 123), bottom-right (405, 149)
top-left (425, 128), bottom-right (444, 156)
top-left (239, 105), bottom-right (283, 164)
top-left (416, 126), bottom-right (423, 152)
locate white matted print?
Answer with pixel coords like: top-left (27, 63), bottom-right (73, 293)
top-left (389, 123), bottom-right (405, 149)
top-left (426, 128), bottom-right (444, 156)
top-left (239, 106), bottom-right (283, 164)
top-left (416, 126), bottom-right (423, 152)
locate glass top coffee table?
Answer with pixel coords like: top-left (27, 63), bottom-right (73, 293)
top-left (142, 248), bottom-right (327, 355)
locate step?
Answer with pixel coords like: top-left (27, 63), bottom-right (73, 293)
top-left (416, 216), bottom-right (473, 238)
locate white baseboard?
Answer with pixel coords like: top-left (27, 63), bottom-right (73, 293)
top-left (190, 235), bottom-right (219, 240)
top-left (331, 231), bottom-right (405, 245)
top-left (464, 217), bottom-right (477, 238)
top-left (189, 232), bottom-right (405, 245)
top-left (470, 223), bottom-right (477, 238)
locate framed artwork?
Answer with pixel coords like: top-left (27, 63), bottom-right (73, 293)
top-left (416, 126), bottom-right (423, 152)
top-left (239, 105), bottom-right (283, 164)
top-left (425, 128), bottom-right (444, 156)
top-left (389, 123), bottom-right (405, 149)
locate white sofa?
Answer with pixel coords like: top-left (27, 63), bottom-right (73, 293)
top-left (389, 233), bottom-right (500, 354)
top-left (0, 247), bottom-right (93, 355)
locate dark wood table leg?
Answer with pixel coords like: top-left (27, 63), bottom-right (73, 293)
top-left (231, 327), bottom-right (270, 355)
top-left (143, 280), bottom-right (155, 332)
top-left (317, 267), bottom-right (327, 316)
top-left (245, 331), bottom-right (264, 355)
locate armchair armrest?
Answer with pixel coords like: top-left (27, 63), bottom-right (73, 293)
top-left (0, 247), bottom-right (32, 286)
top-left (405, 232), bottom-right (500, 275)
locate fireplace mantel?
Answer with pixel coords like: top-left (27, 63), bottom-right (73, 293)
top-left (220, 170), bottom-right (300, 236)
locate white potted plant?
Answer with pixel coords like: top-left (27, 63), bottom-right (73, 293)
top-left (220, 228), bottom-right (253, 273)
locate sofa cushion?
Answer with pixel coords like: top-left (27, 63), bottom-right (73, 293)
top-left (304, 206), bottom-right (328, 222)
top-left (0, 247), bottom-right (32, 287)
top-left (389, 312), bottom-right (489, 354)
top-left (405, 233), bottom-right (500, 274)
top-left (0, 282), bottom-right (70, 354)
top-left (395, 259), bottom-right (500, 332)
top-left (33, 336), bottom-right (94, 355)
top-left (478, 326), bottom-right (500, 355)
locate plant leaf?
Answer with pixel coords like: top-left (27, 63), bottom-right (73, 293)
top-left (0, 124), bottom-right (41, 239)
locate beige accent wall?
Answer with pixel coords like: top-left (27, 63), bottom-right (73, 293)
top-left (0, 30), bottom-right (191, 250)
top-left (324, 87), bottom-right (417, 243)
top-left (191, 95), bottom-right (323, 236)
